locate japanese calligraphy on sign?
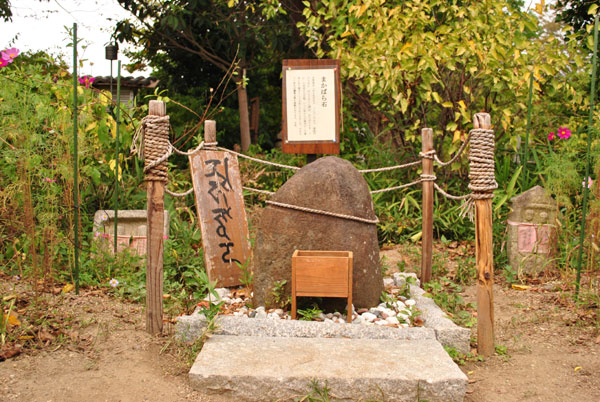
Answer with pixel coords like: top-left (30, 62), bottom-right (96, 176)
top-left (190, 151), bottom-right (251, 287)
top-left (282, 59), bottom-right (341, 155)
top-left (285, 68), bottom-right (336, 142)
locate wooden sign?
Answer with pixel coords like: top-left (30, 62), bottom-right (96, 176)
top-left (190, 150), bottom-right (251, 287)
top-left (282, 59), bottom-right (341, 155)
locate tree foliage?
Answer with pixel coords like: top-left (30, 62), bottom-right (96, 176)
top-left (296, 0), bottom-right (587, 154)
top-left (114, 0), bottom-right (302, 151)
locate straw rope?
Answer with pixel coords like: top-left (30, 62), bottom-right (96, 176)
top-left (265, 200), bottom-right (379, 224)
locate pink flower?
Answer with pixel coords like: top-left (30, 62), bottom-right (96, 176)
top-left (1, 48), bottom-right (19, 63)
top-left (78, 75), bottom-right (95, 88)
top-left (163, 235), bottom-right (168, 240)
top-left (43, 177), bottom-right (56, 183)
top-left (557, 127), bottom-right (571, 139)
top-left (583, 177), bottom-right (593, 189)
top-left (548, 132), bottom-right (555, 141)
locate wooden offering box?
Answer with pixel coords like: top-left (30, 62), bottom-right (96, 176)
top-left (291, 250), bottom-right (353, 323)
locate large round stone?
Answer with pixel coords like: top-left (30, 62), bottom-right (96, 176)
top-left (253, 156), bottom-right (383, 309)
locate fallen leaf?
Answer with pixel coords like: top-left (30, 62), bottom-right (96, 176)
top-left (38, 330), bottom-right (55, 342)
top-left (18, 335), bottom-right (34, 340)
top-left (62, 283), bottom-right (75, 293)
top-left (0, 345), bottom-right (22, 361)
top-left (3, 313), bottom-right (21, 327)
top-left (574, 366), bottom-right (582, 372)
top-left (163, 294), bottom-right (171, 299)
top-left (2, 294), bottom-right (16, 302)
top-left (468, 370), bottom-right (474, 375)
top-left (511, 284), bottom-right (531, 291)
top-left (595, 336), bottom-right (600, 344)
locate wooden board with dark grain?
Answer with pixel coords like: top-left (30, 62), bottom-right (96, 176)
top-left (190, 150), bottom-right (251, 287)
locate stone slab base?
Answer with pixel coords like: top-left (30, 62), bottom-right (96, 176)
top-left (189, 335), bottom-right (467, 402)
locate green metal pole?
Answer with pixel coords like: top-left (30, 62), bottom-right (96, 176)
top-left (575, 15), bottom-right (599, 299)
top-left (114, 61), bottom-right (121, 253)
top-left (523, 69), bottom-right (534, 188)
top-left (72, 23), bottom-right (80, 295)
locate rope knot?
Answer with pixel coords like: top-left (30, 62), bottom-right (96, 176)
top-left (420, 174), bottom-right (437, 182)
top-left (419, 150), bottom-right (435, 160)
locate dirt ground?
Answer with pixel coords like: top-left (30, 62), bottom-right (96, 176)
top-left (2, 245), bottom-right (600, 402)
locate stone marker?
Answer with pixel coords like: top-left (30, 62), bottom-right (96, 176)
top-left (93, 210), bottom-right (169, 255)
top-left (507, 186), bottom-right (556, 275)
top-left (253, 156), bottom-right (383, 309)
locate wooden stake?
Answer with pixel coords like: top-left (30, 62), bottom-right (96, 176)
top-left (421, 128), bottom-right (434, 285)
top-left (205, 120), bottom-right (217, 144)
top-left (473, 113), bottom-right (495, 357)
top-left (146, 100), bottom-right (166, 335)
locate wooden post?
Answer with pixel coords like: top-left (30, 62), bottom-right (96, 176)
top-left (473, 113), bottom-right (495, 357)
top-left (205, 120), bottom-right (217, 144)
top-left (421, 128), bottom-right (434, 285)
top-left (146, 100), bottom-right (166, 335)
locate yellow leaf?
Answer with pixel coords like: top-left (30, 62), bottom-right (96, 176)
top-left (107, 159), bottom-right (123, 181)
top-left (574, 366), bottom-right (582, 372)
top-left (4, 313), bottom-right (21, 327)
top-left (341, 30), bottom-right (351, 38)
top-left (442, 102), bottom-right (454, 108)
top-left (62, 283), bottom-right (75, 293)
top-left (467, 371), bottom-right (474, 375)
top-left (18, 335), bottom-right (34, 340)
top-left (535, 0), bottom-right (545, 16)
top-left (511, 284), bottom-right (530, 291)
top-left (453, 130), bottom-right (462, 143)
top-left (85, 122), bottom-right (97, 132)
top-left (400, 42), bottom-right (412, 53)
top-left (589, 4), bottom-right (599, 15)
top-left (2, 295), bottom-right (16, 302)
top-left (458, 100), bottom-right (466, 110)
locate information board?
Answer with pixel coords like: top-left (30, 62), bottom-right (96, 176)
top-left (282, 59), bottom-right (341, 154)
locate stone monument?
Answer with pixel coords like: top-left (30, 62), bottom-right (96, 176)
top-left (253, 156), bottom-right (383, 309)
top-left (506, 186), bottom-right (556, 275)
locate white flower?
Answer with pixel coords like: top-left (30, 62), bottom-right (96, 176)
top-left (109, 278), bottom-right (119, 287)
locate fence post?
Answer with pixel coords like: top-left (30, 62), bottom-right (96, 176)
top-left (205, 120), bottom-right (217, 145)
top-left (472, 113), bottom-right (495, 357)
top-left (145, 100), bottom-right (167, 335)
top-left (421, 128), bottom-right (434, 284)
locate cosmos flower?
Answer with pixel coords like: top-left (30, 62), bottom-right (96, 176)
top-left (78, 75), bottom-right (95, 88)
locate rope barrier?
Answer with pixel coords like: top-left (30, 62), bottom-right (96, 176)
top-left (358, 159), bottom-right (421, 173)
top-left (265, 200), bottom-right (379, 224)
top-left (133, 115), bottom-right (489, 204)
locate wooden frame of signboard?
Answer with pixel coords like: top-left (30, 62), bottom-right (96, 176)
top-left (282, 59), bottom-right (341, 155)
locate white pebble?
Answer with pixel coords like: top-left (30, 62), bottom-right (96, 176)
top-left (386, 316), bottom-right (400, 325)
top-left (361, 312), bottom-right (377, 322)
top-left (405, 299), bottom-right (416, 307)
top-left (375, 320), bottom-right (387, 326)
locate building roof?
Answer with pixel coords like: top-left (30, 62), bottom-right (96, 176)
top-left (92, 76), bottom-right (159, 89)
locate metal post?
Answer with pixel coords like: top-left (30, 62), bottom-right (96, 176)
top-left (72, 23), bottom-right (80, 294)
top-left (114, 61), bottom-right (121, 253)
top-left (576, 15), bottom-right (599, 299)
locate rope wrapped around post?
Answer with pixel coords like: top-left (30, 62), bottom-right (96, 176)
top-left (468, 128), bottom-right (498, 199)
top-left (141, 115), bottom-right (170, 182)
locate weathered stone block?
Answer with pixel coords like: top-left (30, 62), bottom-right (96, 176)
top-left (93, 209), bottom-right (169, 255)
top-left (506, 186), bottom-right (557, 275)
